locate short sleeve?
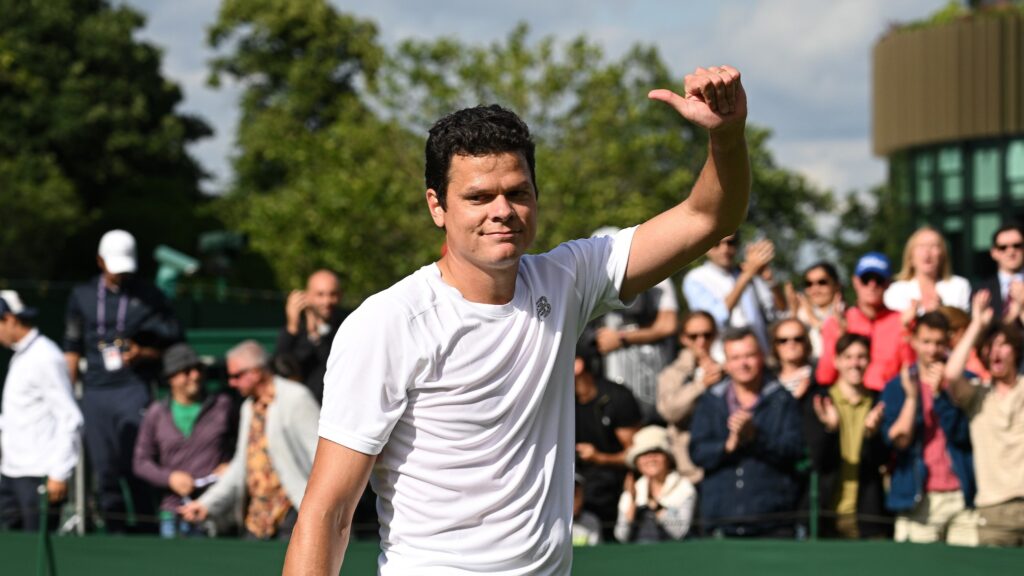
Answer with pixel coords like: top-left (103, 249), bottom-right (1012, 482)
top-left (549, 226), bottom-right (637, 329)
top-left (318, 295), bottom-right (425, 455)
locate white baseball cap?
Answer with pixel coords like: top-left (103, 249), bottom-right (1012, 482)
top-left (98, 230), bottom-right (137, 274)
top-left (0, 290), bottom-right (38, 319)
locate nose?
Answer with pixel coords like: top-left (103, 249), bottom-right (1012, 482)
top-left (490, 194), bottom-right (514, 221)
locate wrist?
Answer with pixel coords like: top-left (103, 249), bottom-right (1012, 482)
top-left (709, 126), bottom-right (746, 151)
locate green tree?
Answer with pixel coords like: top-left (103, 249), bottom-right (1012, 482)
top-left (212, 7), bottom-right (833, 301)
top-left (376, 25), bottom-right (833, 276)
top-left (209, 0), bottom-right (436, 297)
top-left (0, 0), bottom-right (211, 280)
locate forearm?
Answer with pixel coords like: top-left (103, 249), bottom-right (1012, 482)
top-left (64, 352), bottom-right (80, 383)
top-left (889, 398), bottom-right (917, 449)
top-left (283, 505), bottom-right (352, 576)
top-left (723, 270), bottom-right (756, 313)
top-left (945, 322), bottom-right (983, 381)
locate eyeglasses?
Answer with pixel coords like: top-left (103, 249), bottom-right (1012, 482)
top-left (995, 242), bottom-right (1024, 252)
top-left (858, 273), bottom-right (886, 286)
top-left (804, 278), bottom-right (831, 288)
top-left (226, 366), bottom-right (259, 380)
top-left (775, 336), bottom-right (805, 345)
top-left (685, 331), bottom-right (715, 340)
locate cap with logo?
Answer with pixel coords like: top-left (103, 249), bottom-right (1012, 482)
top-left (0, 290), bottom-right (39, 320)
top-left (854, 252), bottom-right (892, 280)
top-left (98, 230), bottom-right (137, 275)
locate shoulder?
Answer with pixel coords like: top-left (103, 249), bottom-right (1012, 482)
top-left (342, 268), bottom-right (438, 329)
top-left (67, 278), bottom-right (97, 304)
top-left (30, 334), bottom-right (65, 361)
top-left (944, 275), bottom-right (972, 291)
top-left (274, 376), bottom-right (315, 402)
top-left (684, 262), bottom-right (714, 283)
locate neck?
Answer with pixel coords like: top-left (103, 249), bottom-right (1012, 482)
top-left (171, 390), bottom-right (198, 406)
top-left (836, 379), bottom-right (865, 403)
top-left (995, 371), bottom-right (1018, 389)
top-left (779, 359), bottom-right (805, 374)
top-left (857, 300), bottom-right (880, 319)
top-left (915, 273), bottom-right (937, 285)
top-left (9, 324), bottom-right (32, 346)
top-left (648, 471), bottom-right (669, 487)
top-left (733, 376), bottom-right (763, 396)
top-left (575, 372), bottom-right (597, 404)
top-left (103, 272), bottom-right (123, 290)
top-left (254, 374), bottom-right (275, 404)
top-left (1000, 267), bottom-right (1022, 277)
top-left (437, 255), bottom-right (518, 305)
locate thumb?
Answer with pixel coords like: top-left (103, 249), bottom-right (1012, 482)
top-left (648, 89), bottom-right (702, 118)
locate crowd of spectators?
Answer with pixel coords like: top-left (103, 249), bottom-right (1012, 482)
top-left (2, 222), bottom-right (1024, 549)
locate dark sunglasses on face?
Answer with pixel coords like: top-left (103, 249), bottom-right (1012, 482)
top-left (859, 273), bottom-right (886, 286)
top-left (226, 366), bottom-right (257, 380)
top-left (775, 336), bottom-right (805, 345)
top-left (685, 331), bottom-right (714, 340)
top-left (995, 242), bottom-right (1024, 252)
top-left (804, 278), bottom-right (831, 288)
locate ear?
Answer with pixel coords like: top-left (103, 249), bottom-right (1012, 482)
top-left (425, 189), bottom-right (446, 229)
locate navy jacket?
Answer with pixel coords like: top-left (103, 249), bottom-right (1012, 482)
top-left (689, 377), bottom-right (804, 536)
top-left (880, 371), bottom-right (976, 513)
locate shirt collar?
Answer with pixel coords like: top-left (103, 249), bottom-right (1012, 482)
top-left (11, 328), bottom-right (39, 353)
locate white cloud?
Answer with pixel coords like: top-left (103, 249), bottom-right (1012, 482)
top-left (119, 0), bottom-right (951, 196)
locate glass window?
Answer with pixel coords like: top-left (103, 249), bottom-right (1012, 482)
top-left (915, 151), bottom-right (935, 208)
top-left (891, 153), bottom-right (910, 206)
top-left (939, 147), bottom-right (963, 204)
top-left (973, 213), bottom-right (1001, 252)
top-left (1009, 140), bottom-right (1024, 200)
top-left (944, 215), bottom-right (963, 232)
top-left (973, 146), bottom-right (1001, 203)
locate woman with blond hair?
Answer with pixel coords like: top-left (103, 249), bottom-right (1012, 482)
top-left (884, 226), bottom-right (970, 315)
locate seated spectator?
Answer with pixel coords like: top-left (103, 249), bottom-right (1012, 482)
top-left (884, 226), bottom-right (971, 315)
top-left (683, 232), bottom-right (783, 352)
top-left (804, 334), bottom-right (891, 539)
top-left (572, 474), bottom-right (603, 547)
top-left (656, 311), bottom-right (724, 483)
top-left (614, 425), bottom-right (697, 543)
top-left (944, 290), bottom-right (1024, 547)
top-left (591, 227), bottom-right (679, 424)
top-left (0, 291), bottom-right (83, 532)
top-left (770, 318), bottom-right (814, 399)
top-left (881, 312), bottom-right (977, 546)
top-left (179, 341), bottom-right (319, 540)
top-left (133, 343), bottom-right (235, 538)
top-left (574, 338), bottom-right (642, 540)
top-left (689, 328), bottom-right (804, 537)
top-left (790, 261), bottom-right (843, 358)
top-left (817, 252), bottom-right (914, 392)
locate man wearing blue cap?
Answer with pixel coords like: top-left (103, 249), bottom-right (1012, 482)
top-left (815, 252), bottom-right (914, 392)
top-left (0, 290), bottom-right (84, 531)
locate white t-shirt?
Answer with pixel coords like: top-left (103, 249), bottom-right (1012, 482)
top-left (883, 276), bottom-right (971, 312)
top-left (320, 227), bottom-right (635, 575)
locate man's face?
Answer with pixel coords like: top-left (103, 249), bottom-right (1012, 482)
top-left (706, 235), bottom-right (738, 269)
top-left (724, 335), bottom-right (764, 387)
top-left (306, 272), bottom-right (340, 320)
top-left (803, 267), bottom-right (838, 308)
top-left (427, 152), bottom-right (537, 273)
top-left (990, 229), bottom-right (1024, 274)
top-left (169, 366), bottom-right (203, 402)
top-left (912, 325), bottom-right (949, 367)
top-left (852, 273), bottom-right (887, 308)
top-left (835, 342), bottom-right (870, 386)
top-left (226, 356), bottom-right (262, 398)
top-left (0, 314), bottom-right (16, 347)
top-left (985, 333), bottom-right (1018, 380)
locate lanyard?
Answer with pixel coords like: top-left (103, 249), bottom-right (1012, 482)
top-left (97, 277), bottom-right (128, 338)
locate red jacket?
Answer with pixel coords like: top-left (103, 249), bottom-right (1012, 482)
top-left (815, 306), bottom-right (914, 392)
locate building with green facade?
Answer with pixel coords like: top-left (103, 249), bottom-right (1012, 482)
top-left (873, 3), bottom-right (1024, 279)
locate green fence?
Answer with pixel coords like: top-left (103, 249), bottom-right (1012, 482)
top-left (4, 532), bottom-right (1022, 576)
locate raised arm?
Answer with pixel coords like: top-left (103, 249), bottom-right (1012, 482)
top-left (944, 290), bottom-right (991, 407)
top-left (621, 66), bottom-right (750, 302)
top-left (282, 438), bottom-right (376, 576)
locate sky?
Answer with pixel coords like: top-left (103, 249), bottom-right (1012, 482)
top-left (122, 0), bottom-right (950, 199)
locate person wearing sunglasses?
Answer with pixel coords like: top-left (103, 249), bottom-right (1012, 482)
top-left (788, 262), bottom-right (843, 358)
top-left (656, 311), bottom-right (724, 484)
top-left (770, 318), bottom-right (814, 399)
top-left (816, 252), bottom-right (914, 392)
top-left (974, 222), bottom-right (1024, 325)
top-left (178, 340), bottom-right (319, 541)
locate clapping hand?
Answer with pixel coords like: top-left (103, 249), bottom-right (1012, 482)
top-left (812, 395), bottom-right (839, 432)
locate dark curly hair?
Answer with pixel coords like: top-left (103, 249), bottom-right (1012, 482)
top-left (425, 104), bottom-right (537, 209)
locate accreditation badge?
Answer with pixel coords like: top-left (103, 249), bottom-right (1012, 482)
top-left (99, 340), bottom-right (124, 371)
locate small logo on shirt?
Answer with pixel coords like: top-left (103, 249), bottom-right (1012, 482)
top-left (536, 296), bottom-right (551, 319)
